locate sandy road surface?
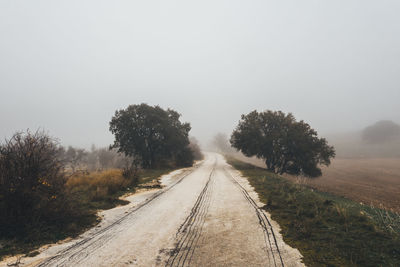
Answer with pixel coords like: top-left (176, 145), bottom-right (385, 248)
top-left (1, 153), bottom-right (303, 267)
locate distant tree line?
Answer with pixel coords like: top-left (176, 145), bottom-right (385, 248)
top-left (58, 145), bottom-right (132, 173)
top-left (59, 138), bottom-right (202, 173)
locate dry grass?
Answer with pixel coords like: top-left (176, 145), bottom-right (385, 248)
top-left (66, 169), bottom-right (131, 201)
top-left (64, 167), bottom-right (174, 210)
top-left (0, 167), bottom-right (176, 260)
top-left (232, 153), bottom-right (400, 213)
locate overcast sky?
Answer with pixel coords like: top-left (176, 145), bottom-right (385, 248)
top-left (1, 0), bottom-right (399, 148)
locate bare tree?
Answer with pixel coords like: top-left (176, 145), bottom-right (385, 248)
top-left (0, 130), bottom-right (66, 226)
top-left (64, 146), bottom-right (88, 172)
top-left (98, 148), bottom-right (115, 169)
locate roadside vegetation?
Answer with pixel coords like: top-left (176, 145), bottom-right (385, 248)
top-left (0, 132), bottom-right (185, 260)
top-left (65, 168), bottom-right (168, 211)
top-left (0, 104), bottom-right (203, 260)
top-left (0, 131), bottom-right (92, 259)
top-left (227, 157), bottom-right (400, 267)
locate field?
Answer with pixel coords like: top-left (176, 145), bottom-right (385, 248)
top-left (309, 158), bottom-right (400, 212)
top-left (233, 153), bottom-right (400, 213)
top-left (226, 157), bottom-right (400, 266)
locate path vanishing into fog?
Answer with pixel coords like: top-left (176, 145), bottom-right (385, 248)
top-left (2, 153), bottom-right (303, 267)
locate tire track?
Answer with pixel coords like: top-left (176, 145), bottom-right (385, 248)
top-left (37, 163), bottom-right (203, 267)
top-left (223, 167), bottom-right (285, 267)
top-left (165, 161), bottom-right (216, 267)
top-left (166, 167), bottom-right (214, 267)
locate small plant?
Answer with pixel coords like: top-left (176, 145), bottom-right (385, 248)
top-left (365, 204), bottom-right (400, 235)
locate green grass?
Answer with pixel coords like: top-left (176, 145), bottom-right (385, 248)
top-left (0, 167), bottom-right (177, 261)
top-left (226, 157), bottom-right (400, 267)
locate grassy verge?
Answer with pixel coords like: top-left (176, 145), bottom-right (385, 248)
top-left (0, 167), bottom-right (176, 261)
top-left (226, 156), bottom-right (400, 267)
top-left (65, 168), bottom-right (174, 210)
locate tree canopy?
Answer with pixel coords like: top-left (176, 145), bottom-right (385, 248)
top-left (109, 104), bottom-right (193, 168)
top-left (230, 110), bottom-right (335, 177)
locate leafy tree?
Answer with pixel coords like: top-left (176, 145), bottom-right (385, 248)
top-left (109, 104), bottom-right (193, 168)
top-left (188, 137), bottom-right (204, 160)
top-left (230, 110), bottom-right (335, 177)
top-left (174, 146), bottom-right (195, 167)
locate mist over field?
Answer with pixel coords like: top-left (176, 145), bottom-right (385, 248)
top-left (327, 120), bottom-right (400, 158)
top-left (1, 0), bottom-right (400, 148)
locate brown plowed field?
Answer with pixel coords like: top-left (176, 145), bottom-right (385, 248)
top-left (234, 154), bottom-right (400, 212)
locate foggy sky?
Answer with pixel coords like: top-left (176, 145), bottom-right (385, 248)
top-left (1, 0), bottom-right (399, 148)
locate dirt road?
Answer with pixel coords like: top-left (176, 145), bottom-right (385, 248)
top-left (2, 153), bottom-right (303, 267)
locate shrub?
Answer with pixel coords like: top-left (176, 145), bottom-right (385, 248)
top-left (0, 131), bottom-right (68, 235)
